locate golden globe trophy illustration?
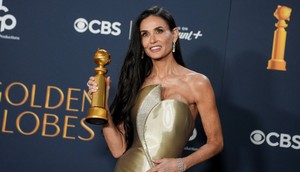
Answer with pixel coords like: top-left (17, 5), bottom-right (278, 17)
top-left (86, 48), bottom-right (111, 125)
top-left (267, 5), bottom-right (292, 71)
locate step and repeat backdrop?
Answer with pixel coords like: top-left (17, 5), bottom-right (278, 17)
top-left (1, 0), bottom-right (299, 171)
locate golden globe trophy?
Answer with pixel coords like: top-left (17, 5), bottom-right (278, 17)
top-left (86, 48), bottom-right (111, 125)
top-left (267, 5), bottom-right (292, 71)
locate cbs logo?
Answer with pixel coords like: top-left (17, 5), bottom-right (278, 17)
top-left (0, 1), bottom-right (17, 32)
top-left (250, 130), bottom-right (300, 150)
top-left (74, 18), bottom-right (121, 36)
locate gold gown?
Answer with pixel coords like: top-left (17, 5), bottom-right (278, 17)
top-left (114, 85), bottom-right (194, 172)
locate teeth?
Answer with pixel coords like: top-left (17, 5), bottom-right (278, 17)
top-left (150, 46), bottom-right (160, 50)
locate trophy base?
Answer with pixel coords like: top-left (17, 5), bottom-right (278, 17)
top-left (267, 59), bottom-right (286, 71)
top-left (86, 107), bottom-right (108, 125)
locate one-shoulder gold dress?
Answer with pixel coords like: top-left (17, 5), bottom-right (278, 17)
top-left (114, 85), bottom-right (194, 172)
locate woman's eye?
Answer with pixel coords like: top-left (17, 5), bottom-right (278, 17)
top-left (141, 32), bottom-right (148, 37)
top-left (156, 29), bottom-right (163, 34)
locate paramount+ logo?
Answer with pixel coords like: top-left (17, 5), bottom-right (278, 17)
top-left (250, 130), bottom-right (300, 150)
top-left (74, 18), bottom-right (121, 36)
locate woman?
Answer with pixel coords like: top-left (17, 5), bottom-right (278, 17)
top-left (87, 6), bottom-right (223, 172)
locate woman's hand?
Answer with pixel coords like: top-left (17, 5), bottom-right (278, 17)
top-left (147, 158), bottom-right (183, 172)
top-left (87, 76), bottom-right (111, 108)
top-left (87, 76), bottom-right (98, 97)
top-left (87, 76), bottom-right (126, 157)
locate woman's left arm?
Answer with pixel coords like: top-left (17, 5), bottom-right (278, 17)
top-left (147, 74), bottom-right (223, 172)
top-left (182, 74), bottom-right (224, 170)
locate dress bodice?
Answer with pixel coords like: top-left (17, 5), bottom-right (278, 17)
top-left (115, 85), bottom-right (194, 172)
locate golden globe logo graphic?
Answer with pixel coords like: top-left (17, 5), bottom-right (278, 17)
top-left (250, 130), bottom-right (300, 150)
top-left (0, 0), bottom-right (17, 32)
top-left (74, 18), bottom-right (121, 36)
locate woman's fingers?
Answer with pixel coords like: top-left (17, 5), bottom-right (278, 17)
top-left (87, 76), bottom-right (111, 102)
top-left (87, 76), bottom-right (98, 97)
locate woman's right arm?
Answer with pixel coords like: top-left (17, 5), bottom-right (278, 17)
top-left (87, 76), bottom-right (127, 158)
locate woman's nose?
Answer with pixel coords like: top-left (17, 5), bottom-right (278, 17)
top-left (149, 34), bottom-right (157, 43)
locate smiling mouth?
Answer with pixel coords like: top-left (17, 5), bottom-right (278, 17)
top-left (150, 45), bottom-right (161, 51)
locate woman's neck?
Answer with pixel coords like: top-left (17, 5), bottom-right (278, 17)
top-left (150, 57), bottom-right (181, 80)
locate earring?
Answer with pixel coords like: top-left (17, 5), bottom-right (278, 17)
top-left (141, 51), bottom-right (144, 59)
top-left (172, 42), bottom-right (176, 53)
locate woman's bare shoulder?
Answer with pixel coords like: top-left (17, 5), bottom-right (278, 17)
top-left (184, 69), bottom-right (209, 84)
top-left (181, 70), bottom-right (212, 96)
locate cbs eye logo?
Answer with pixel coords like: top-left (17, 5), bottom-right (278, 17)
top-left (250, 130), bottom-right (265, 145)
top-left (250, 130), bottom-right (300, 150)
top-left (0, 0), bottom-right (17, 32)
top-left (74, 18), bottom-right (121, 36)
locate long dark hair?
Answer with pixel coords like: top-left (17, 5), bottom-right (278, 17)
top-left (110, 5), bottom-right (185, 150)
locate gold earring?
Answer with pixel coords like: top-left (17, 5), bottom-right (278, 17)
top-left (172, 42), bottom-right (176, 53)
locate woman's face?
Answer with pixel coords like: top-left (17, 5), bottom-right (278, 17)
top-left (140, 15), bottom-right (178, 60)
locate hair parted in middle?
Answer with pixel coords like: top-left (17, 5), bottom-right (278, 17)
top-left (109, 5), bottom-right (185, 150)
